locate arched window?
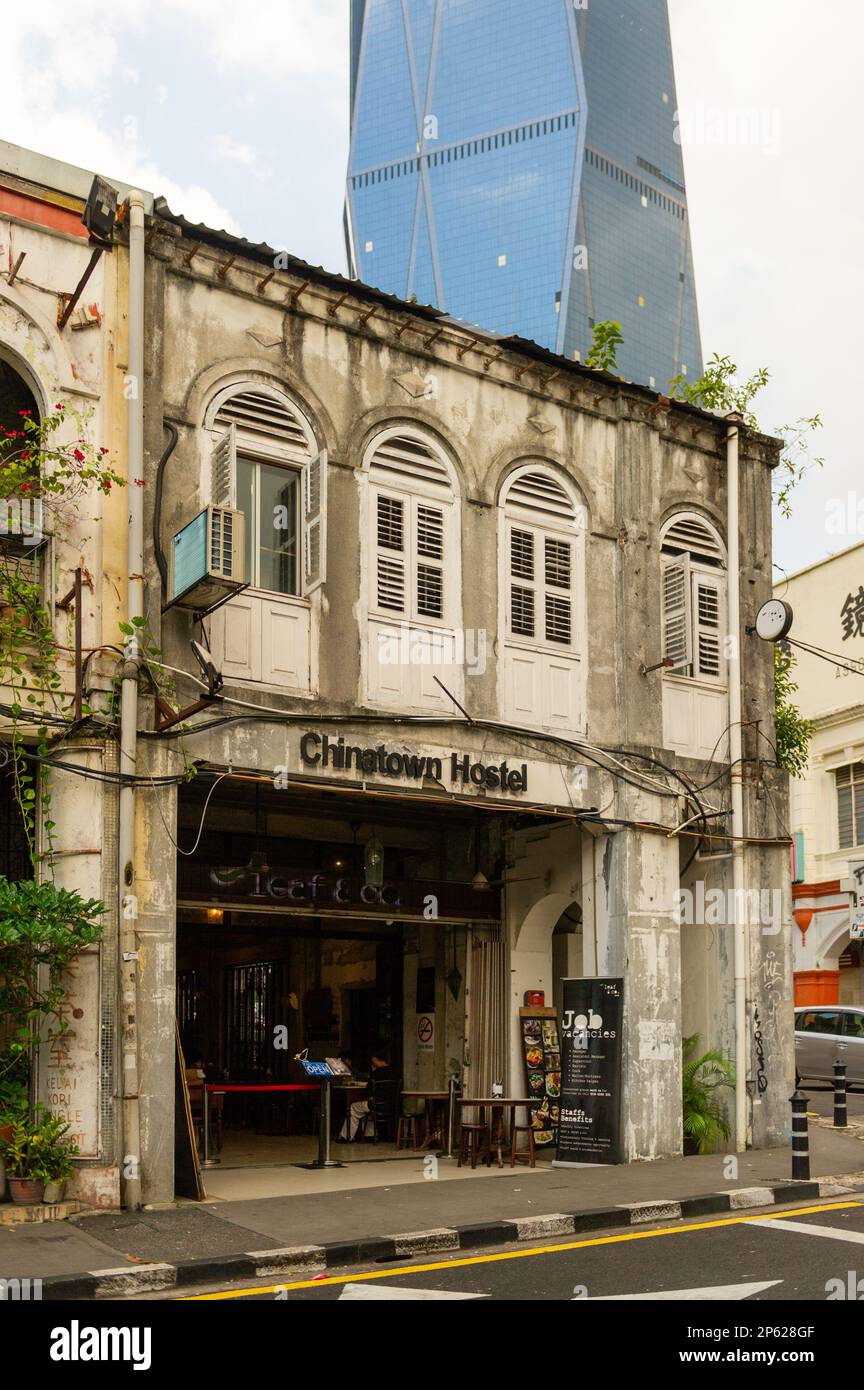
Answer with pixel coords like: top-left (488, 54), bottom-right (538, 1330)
top-left (367, 429), bottom-right (455, 625)
top-left (202, 384), bottom-right (323, 693)
top-left (363, 427), bottom-right (462, 712)
top-left (0, 354), bottom-right (42, 558)
top-left (208, 384), bottom-right (324, 595)
top-left (0, 355), bottom-right (40, 436)
top-left (660, 513), bottom-right (726, 682)
top-left (500, 466), bottom-right (585, 732)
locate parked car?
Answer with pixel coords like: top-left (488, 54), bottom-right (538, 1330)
top-left (794, 1007), bottom-right (864, 1084)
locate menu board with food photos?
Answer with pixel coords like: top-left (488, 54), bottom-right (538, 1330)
top-left (519, 1006), bottom-right (561, 1147)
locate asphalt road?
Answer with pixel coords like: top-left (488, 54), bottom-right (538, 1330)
top-left (178, 1197), bottom-right (864, 1303)
top-left (800, 1082), bottom-right (864, 1120)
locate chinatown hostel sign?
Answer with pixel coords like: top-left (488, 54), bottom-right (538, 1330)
top-left (293, 731), bottom-right (529, 794)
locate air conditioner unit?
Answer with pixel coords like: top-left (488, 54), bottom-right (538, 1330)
top-left (166, 506), bottom-right (246, 613)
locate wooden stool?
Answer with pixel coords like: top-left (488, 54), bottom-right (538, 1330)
top-left (396, 1114), bottom-right (421, 1149)
top-left (458, 1123), bottom-right (487, 1169)
top-left (510, 1122), bottom-right (537, 1168)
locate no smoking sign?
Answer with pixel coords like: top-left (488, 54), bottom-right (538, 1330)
top-left (417, 1014), bottom-right (435, 1051)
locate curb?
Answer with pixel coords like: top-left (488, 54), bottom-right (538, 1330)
top-left (38, 1178), bottom-right (857, 1299)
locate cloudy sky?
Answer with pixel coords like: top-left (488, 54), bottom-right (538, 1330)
top-left (4, 0), bottom-right (860, 577)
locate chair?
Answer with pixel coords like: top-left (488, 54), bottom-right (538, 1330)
top-left (363, 1079), bottom-right (400, 1142)
top-left (458, 1119), bottom-right (487, 1169)
top-left (396, 1109), bottom-right (422, 1149)
top-left (510, 1105), bottom-right (538, 1168)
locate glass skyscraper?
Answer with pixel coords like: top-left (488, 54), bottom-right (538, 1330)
top-left (345, 0), bottom-right (701, 390)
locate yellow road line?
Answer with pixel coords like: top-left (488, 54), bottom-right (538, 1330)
top-left (183, 1199), bottom-right (863, 1300)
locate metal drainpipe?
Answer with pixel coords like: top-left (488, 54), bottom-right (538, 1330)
top-left (726, 416), bottom-right (749, 1152)
top-left (118, 190), bottom-right (145, 1208)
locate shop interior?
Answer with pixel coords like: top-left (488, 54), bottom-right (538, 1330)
top-left (174, 772), bottom-right (504, 1181)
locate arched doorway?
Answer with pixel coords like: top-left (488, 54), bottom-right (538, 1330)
top-left (824, 923), bottom-right (864, 1008)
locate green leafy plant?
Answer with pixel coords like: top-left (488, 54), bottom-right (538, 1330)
top-left (586, 319), bottom-right (624, 374)
top-left (774, 646), bottom-right (815, 777)
top-left (0, 1111), bottom-right (77, 1182)
top-left (668, 353), bottom-right (823, 519)
top-left (0, 878), bottom-right (104, 1126)
top-left (682, 1033), bottom-right (735, 1155)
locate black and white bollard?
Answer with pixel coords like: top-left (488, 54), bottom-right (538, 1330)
top-left (790, 1090), bottom-right (811, 1180)
top-left (833, 1061), bottom-right (848, 1129)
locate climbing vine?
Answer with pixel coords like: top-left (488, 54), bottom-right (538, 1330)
top-left (0, 403), bottom-right (124, 866)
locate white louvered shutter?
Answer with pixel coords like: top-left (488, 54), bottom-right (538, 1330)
top-left (544, 536), bottom-right (573, 646)
top-left (693, 572), bottom-right (723, 680)
top-left (509, 526), bottom-right (536, 639)
top-left (211, 425), bottom-right (237, 508)
top-left (375, 492), bottom-right (406, 614)
top-left (304, 450), bottom-right (327, 592)
top-left (416, 502), bottom-right (444, 620)
top-left (662, 554), bottom-right (692, 673)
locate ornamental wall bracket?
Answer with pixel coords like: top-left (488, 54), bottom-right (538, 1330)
top-left (527, 412), bottom-right (555, 436)
top-left (394, 370), bottom-right (429, 399)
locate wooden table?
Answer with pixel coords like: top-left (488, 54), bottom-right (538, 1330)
top-left (458, 1098), bottom-right (536, 1168)
top-left (402, 1091), bottom-right (450, 1149)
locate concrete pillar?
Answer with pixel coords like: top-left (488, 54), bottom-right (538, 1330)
top-left (603, 824), bottom-right (682, 1161)
top-left (135, 745), bottom-right (180, 1205)
top-left (748, 844), bottom-right (795, 1150)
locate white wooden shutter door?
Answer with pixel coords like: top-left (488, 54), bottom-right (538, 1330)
top-left (211, 424), bottom-right (237, 507)
top-left (303, 450), bottom-right (326, 592)
top-left (662, 554), bottom-right (692, 673)
top-left (693, 572), bottom-right (723, 679)
top-left (375, 492), bottom-right (406, 614)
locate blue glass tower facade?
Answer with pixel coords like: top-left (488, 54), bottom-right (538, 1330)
top-left (345, 0), bottom-right (701, 390)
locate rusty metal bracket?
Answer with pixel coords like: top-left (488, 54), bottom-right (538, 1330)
top-left (7, 251), bottom-right (26, 285)
top-left (154, 693), bottom-right (222, 734)
top-left (327, 292), bottom-right (351, 317)
top-left (58, 245), bottom-right (105, 331)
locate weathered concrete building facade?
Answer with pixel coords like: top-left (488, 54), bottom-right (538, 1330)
top-left (0, 143), bottom-right (795, 1208)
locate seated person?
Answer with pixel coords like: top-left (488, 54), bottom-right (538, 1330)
top-left (337, 1051), bottom-right (396, 1140)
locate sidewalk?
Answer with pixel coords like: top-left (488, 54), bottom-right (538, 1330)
top-left (2, 1124), bottom-right (862, 1297)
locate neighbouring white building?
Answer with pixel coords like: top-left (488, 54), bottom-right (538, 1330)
top-left (778, 542), bottom-right (864, 1008)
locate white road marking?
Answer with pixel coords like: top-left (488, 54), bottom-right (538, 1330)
top-left (586, 1281), bottom-right (782, 1301)
top-left (338, 1283), bottom-right (486, 1300)
top-left (750, 1218), bottom-right (864, 1244)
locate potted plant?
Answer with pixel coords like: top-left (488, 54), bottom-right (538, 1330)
top-left (0, 1116), bottom-right (50, 1204)
top-left (682, 1034), bottom-right (735, 1156)
top-left (41, 1117), bottom-right (78, 1203)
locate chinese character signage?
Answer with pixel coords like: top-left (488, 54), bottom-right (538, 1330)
top-left (39, 952), bottom-right (100, 1157)
top-left (555, 978), bottom-right (624, 1166)
top-left (841, 588), bottom-right (864, 642)
top-left (518, 1007), bottom-right (561, 1147)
